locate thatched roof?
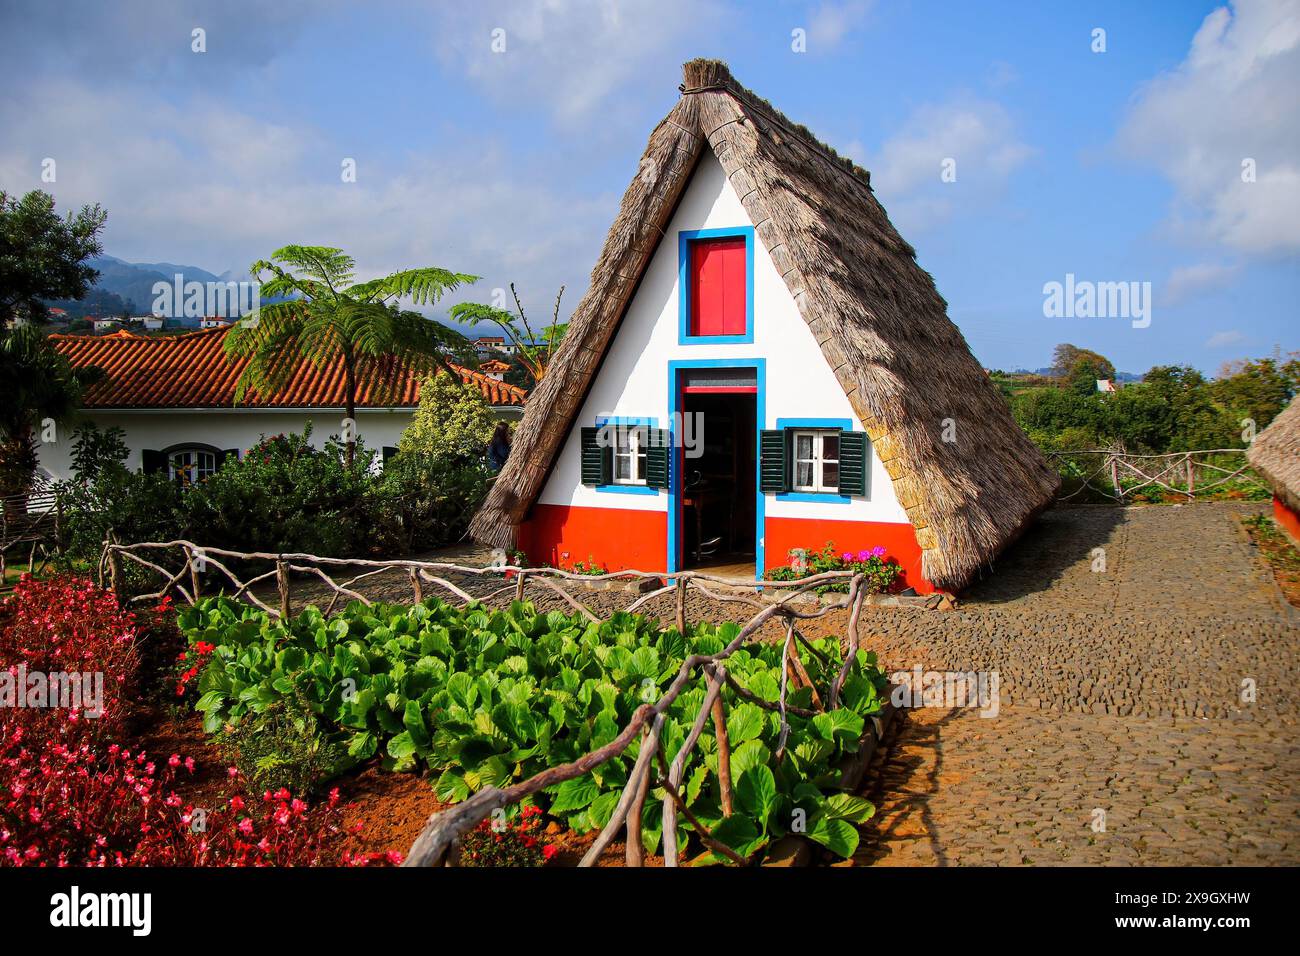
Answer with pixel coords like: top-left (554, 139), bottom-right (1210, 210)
top-left (470, 59), bottom-right (1058, 591)
top-left (1248, 399), bottom-right (1300, 514)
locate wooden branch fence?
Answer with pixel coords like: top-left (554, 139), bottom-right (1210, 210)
top-left (0, 482), bottom-right (62, 587)
top-left (98, 539), bottom-right (876, 868)
top-left (1047, 448), bottom-right (1267, 503)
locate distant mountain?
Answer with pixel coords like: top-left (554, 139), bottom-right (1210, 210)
top-left (82, 256), bottom-right (231, 324)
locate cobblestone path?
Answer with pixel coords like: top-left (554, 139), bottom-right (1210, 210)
top-left (853, 503), bottom-right (1300, 866)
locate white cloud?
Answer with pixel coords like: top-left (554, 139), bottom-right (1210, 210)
top-left (849, 97), bottom-right (1036, 232)
top-left (428, 0), bottom-right (723, 126)
top-left (1205, 329), bottom-right (1248, 348)
top-left (0, 77), bottom-right (614, 321)
top-left (1163, 261), bottom-right (1243, 305)
top-left (1117, 0), bottom-right (1300, 256)
top-left (806, 1), bottom-right (875, 50)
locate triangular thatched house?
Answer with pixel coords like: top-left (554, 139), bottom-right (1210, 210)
top-left (1248, 399), bottom-right (1300, 543)
top-left (471, 59), bottom-right (1057, 593)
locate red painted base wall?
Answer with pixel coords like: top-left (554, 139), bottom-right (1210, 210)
top-left (518, 504), bottom-right (934, 593)
top-left (1275, 496), bottom-right (1300, 545)
top-left (518, 504), bottom-right (668, 573)
top-left (763, 516), bottom-right (934, 595)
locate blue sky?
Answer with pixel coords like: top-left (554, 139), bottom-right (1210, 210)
top-left (1, 0), bottom-right (1295, 375)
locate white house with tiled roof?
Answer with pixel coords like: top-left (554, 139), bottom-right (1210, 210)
top-left (37, 328), bottom-right (526, 482)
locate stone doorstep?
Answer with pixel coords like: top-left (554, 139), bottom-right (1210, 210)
top-left (761, 588), bottom-right (945, 610)
top-left (571, 575), bottom-right (662, 594)
top-left (761, 691), bottom-right (900, 867)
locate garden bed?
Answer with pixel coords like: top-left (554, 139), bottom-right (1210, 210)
top-left (177, 589), bottom-right (889, 866)
top-left (1241, 512), bottom-right (1300, 609)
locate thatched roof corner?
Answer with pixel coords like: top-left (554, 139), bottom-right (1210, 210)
top-left (470, 59), bottom-right (1059, 592)
top-left (1248, 399), bottom-right (1300, 514)
top-left (681, 58), bottom-right (734, 92)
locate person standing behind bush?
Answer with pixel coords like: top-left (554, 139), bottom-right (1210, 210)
top-left (488, 421), bottom-right (511, 472)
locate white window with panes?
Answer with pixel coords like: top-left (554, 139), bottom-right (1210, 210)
top-left (612, 427), bottom-right (647, 485)
top-left (791, 429), bottom-right (840, 493)
top-left (168, 448), bottom-right (217, 485)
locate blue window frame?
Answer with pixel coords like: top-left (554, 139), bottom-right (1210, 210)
top-left (593, 416), bottom-right (660, 495)
top-left (774, 417), bottom-right (856, 504)
top-left (678, 226), bottom-right (755, 345)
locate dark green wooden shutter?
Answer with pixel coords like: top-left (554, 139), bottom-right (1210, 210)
top-left (580, 427), bottom-right (611, 486)
top-left (218, 448), bottom-right (240, 469)
top-left (838, 431), bottom-right (868, 497)
top-left (381, 446), bottom-right (398, 464)
top-left (759, 429), bottom-right (788, 493)
top-left (645, 428), bottom-right (670, 490)
top-left (141, 449), bottom-right (167, 475)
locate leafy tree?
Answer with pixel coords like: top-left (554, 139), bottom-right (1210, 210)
top-left (0, 191), bottom-right (108, 501)
top-left (397, 371), bottom-right (497, 464)
top-left (1049, 343), bottom-right (1117, 394)
top-left (1209, 354), bottom-right (1297, 432)
top-left (0, 190), bottom-right (107, 327)
top-left (0, 325), bottom-right (101, 501)
top-left (451, 283), bottom-right (568, 386)
top-left (1050, 343), bottom-right (1085, 377)
top-left (69, 422), bottom-right (130, 482)
top-left (224, 246), bottom-right (478, 465)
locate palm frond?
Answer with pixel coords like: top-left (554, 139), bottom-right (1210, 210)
top-left (229, 324), bottom-right (303, 406)
top-left (269, 245), bottom-right (355, 291)
top-left (349, 268), bottom-right (478, 305)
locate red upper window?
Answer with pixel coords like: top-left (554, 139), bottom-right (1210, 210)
top-left (689, 237), bottom-right (747, 336)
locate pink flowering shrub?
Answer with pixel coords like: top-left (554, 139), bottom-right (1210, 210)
top-left (0, 574), bottom-right (141, 744)
top-left (458, 804), bottom-right (556, 867)
top-left (0, 575), bottom-right (395, 867)
top-left (764, 542), bottom-right (903, 594)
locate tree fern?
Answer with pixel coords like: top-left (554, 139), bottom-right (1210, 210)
top-left (225, 246), bottom-right (480, 463)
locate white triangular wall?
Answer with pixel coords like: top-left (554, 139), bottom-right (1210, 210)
top-left (530, 152), bottom-right (915, 576)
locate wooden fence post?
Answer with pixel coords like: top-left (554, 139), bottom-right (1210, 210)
top-left (189, 548), bottom-right (202, 604)
top-left (276, 558), bottom-right (291, 620)
top-left (107, 546), bottom-right (121, 599)
top-left (408, 567), bottom-right (423, 603)
top-left (1110, 455), bottom-right (1122, 500)
top-left (675, 576), bottom-right (687, 636)
top-left (1186, 455), bottom-right (1196, 499)
top-left (514, 570), bottom-right (526, 603)
top-left (712, 693), bottom-right (733, 818)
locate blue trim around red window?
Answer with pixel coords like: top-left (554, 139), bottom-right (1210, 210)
top-left (678, 226), bottom-right (755, 345)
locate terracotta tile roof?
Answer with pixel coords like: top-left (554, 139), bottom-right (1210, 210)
top-left (49, 327), bottom-right (528, 409)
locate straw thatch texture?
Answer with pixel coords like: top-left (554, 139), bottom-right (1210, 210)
top-left (1248, 399), bottom-right (1300, 514)
top-left (471, 59), bottom-right (1058, 592)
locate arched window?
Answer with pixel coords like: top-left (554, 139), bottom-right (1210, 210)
top-left (168, 447), bottom-right (218, 485)
top-left (142, 444), bottom-right (237, 482)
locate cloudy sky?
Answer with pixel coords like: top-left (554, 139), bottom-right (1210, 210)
top-left (1, 0), bottom-right (1295, 374)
